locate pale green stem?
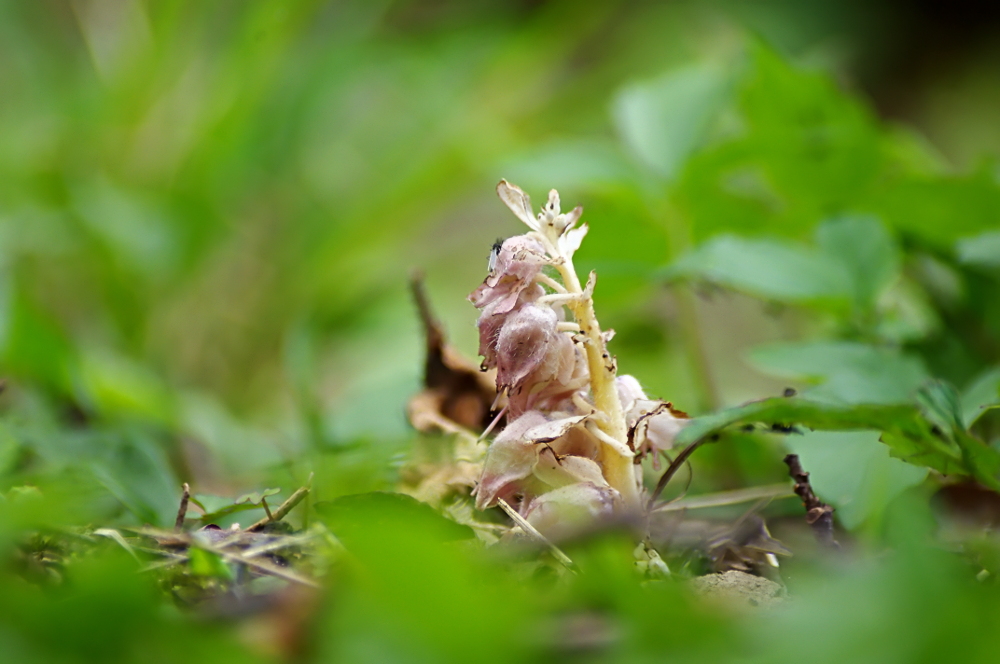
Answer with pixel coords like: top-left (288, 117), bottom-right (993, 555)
top-left (552, 252), bottom-right (640, 512)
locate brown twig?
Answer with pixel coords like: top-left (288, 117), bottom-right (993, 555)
top-left (247, 486), bottom-right (310, 532)
top-left (175, 483), bottom-right (191, 531)
top-left (783, 454), bottom-right (839, 549)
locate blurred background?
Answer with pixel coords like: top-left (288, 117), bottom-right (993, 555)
top-left (0, 0), bottom-right (998, 527)
top-left (2, 2), bottom-right (1000, 663)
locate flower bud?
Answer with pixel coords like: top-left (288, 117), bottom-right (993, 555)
top-left (495, 304), bottom-right (560, 392)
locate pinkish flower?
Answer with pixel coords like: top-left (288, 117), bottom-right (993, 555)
top-left (468, 236), bottom-right (547, 315)
top-left (474, 411), bottom-right (605, 511)
top-left (474, 283), bottom-right (544, 370)
top-left (495, 304), bottom-right (587, 416)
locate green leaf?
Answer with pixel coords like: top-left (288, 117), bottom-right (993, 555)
top-left (675, 397), bottom-right (931, 448)
top-left (613, 65), bottom-right (731, 181)
top-left (956, 230), bottom-right (1000, 269)
top-left (188, 547), bottom-right (234, 580)
top-left (502, 139), bottom-right (638, 191)
top-left (673, 394), bottom-right (1000, 489)
top-left (674, 41), bottom-right (882, 239)
top-left (235, 488), bottom-right (281, 505)
top-left (784, 430), bottom-right (926, 530)
top-left (960, 366), bottom-right (1000, 427)
top-left (871, 169), bottom-right (1000, 247)
top-left (915, 381), bottom-right (1000, 490)
top-left (314, 492), bottom-right (475, 552)
top-left (749, 341), bottom-right (929, 404)
top-left (815, 215), bottom-right (901, 311)
top-left (662, 235), bottom-right (853, 305)
top-left (915, 380), bottom-right (965, 433)
top-left (189, 494), bottom-right (265, 524)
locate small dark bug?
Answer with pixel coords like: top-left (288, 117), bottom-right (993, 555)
top-left (487, 237), bottom-right (504, 273)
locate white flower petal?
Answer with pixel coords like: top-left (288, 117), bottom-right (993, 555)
top-left (544, 189), bottom-right (561, 217)
top-left (558, 222), bottom-right (588, 258)
top-left (496, 180), bottom-right (539, 230)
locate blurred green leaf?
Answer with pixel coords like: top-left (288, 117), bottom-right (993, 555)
top-left (957, 230), bottom-right (1000, 269)
top-left (78, 350), bottom-right (176, 425)
top-left (816, 215), bottom-right (901, 312)
top-left (749, 341), bottom-right (929, 404)
top-left (503, 139), bottom-right (638, 192)
top-left (314, 492), bottom-right (474, 551)
top-left (961, 366), bottom-right (1000, 427)
top-left (784, 430), bottom-right (926, 529)
top-left (871, 169), bottom-right (1000, 247)
top-left (613, 65), bottom-right (731, 180)
top-left (663, 235), bottom-right (853, 305)
top-left (1, 289), bottom-right (76, 393)
top-left (188, 547), bottom-right (234, 580)
top-left (0, 550), bottom-right (263, 663)
top-left (675, 41), bottom-right (882, 239)
top-left (751, 535), bottom-right (1000, 664)
top-left (915, 381), bottom-right (1000, 489)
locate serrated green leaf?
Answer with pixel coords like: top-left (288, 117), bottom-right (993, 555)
top-left (673, 394), bottom-right (1000, 488)
top-left (674, 397), bottom-right (930, 448)
top-left (913, 381), bottom-right (1000, 489)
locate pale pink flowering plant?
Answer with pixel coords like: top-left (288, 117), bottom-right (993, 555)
top-left (470, 181), bottom-right (686, 540)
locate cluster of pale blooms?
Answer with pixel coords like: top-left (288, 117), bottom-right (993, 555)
top-left (469, 181), bottom-right (686, 540)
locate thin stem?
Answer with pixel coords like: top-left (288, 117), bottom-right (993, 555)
top-left (536, 273), bottom-right (567, 294)
top-left (497, 498), bottom-right (576, 572)
top-left (652, 484), bottom-right (794, 512)
top-left (553, 253), bottom-right (638, 511)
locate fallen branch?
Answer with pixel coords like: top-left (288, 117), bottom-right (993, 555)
top-left (783, 454), bottom-right (839, 549)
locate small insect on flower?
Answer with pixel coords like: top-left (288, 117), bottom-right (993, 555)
top-left (488, 238), bottom-right (505, 275)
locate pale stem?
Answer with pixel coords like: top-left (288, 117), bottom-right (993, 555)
top-left (552, 251), bottom-right (640, 511)
top-left (535, 273), bottom-right (568, 294)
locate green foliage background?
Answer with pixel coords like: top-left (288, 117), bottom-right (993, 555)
top-left (1, 1), bottom-right (999, 662)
